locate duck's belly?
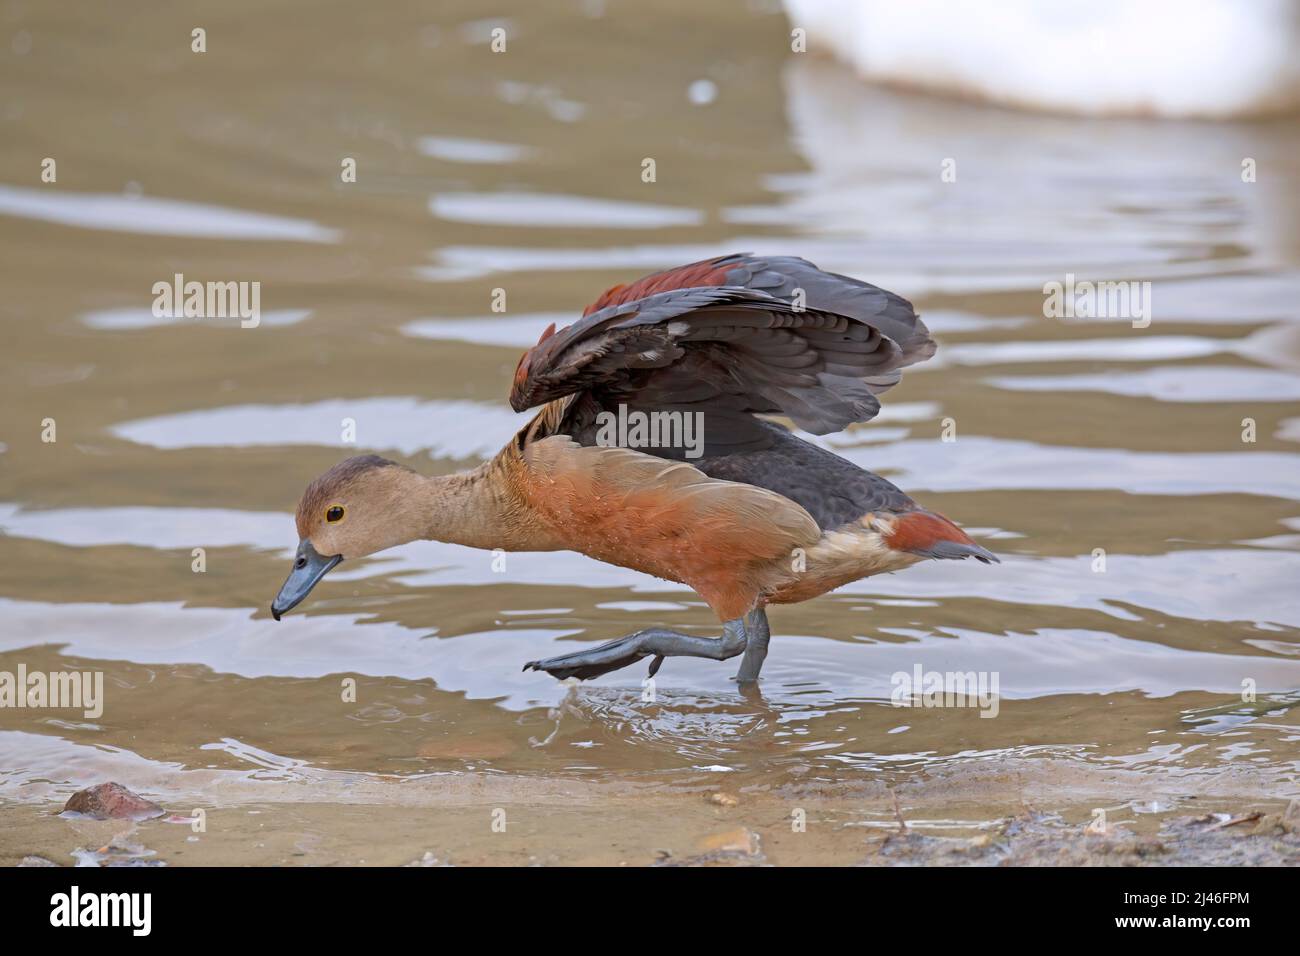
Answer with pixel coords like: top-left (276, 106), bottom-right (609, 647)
top-left (763, 525), bottom-right (921, 606)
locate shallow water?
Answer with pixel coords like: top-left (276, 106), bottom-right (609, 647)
top-left (1, 0), bottom-right (1298, 865)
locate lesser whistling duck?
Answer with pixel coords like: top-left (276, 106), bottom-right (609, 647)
top-left (271, 254), bottom-right (998, 682)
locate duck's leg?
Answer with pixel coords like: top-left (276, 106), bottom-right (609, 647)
top-left (733, 608), bottom-right (770, 683)
top-left (524, 618), bottom-right (747, 681)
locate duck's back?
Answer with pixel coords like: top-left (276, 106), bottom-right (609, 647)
top-left (694, 419), bottom-right (916, 531)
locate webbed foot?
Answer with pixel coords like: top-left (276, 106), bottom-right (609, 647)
top-left (523, 620), bottom-right (748, 682)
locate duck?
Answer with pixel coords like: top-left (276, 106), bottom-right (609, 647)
top-left (270, 254), bottom-right (997, 683)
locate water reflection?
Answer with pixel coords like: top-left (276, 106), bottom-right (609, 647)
top-left (431, 192), bottom-right (704, 228)
top-left (0, 0), bottom-right (1297, 854)
top-left (0, 185), bottom-right (340, 242)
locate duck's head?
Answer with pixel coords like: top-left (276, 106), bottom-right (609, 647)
top-left (271, 454), bottom-right (415, 619)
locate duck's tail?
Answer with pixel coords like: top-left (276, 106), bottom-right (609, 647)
top-left (884, 510), bottom-right (1000, 565)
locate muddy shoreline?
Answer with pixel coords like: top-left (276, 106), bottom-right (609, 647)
top-left (5, 759), bottom-right (1297, 866)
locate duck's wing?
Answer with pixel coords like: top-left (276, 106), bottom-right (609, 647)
top-left (508, 254), bottom-right (933, 449)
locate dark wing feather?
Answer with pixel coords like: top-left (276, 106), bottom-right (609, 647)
top-left (696, 420), bottom-right (919, 530)
top-left (509, 254), bottom-right (933, 444)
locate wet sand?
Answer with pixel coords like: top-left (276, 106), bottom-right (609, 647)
top-left (6, 758), bottom-right (1297, 866)
top-left (1, 0), bottom-right (1298, 865)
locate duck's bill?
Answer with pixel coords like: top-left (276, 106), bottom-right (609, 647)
top-left (271, 539), bottom-right (342, 620)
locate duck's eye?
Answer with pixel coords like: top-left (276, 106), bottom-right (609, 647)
top-left (326, 505), bottom-right (345, 523)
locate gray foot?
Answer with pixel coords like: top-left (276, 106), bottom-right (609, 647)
top-left (733, 608), bottom-right (770, 683)
top-left (524, 619), bottom-right (747, 682)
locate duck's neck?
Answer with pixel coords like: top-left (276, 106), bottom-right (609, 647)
top-left (408, 461), bottom-right (555, 552)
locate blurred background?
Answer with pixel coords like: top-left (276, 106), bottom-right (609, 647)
top-left (0, 0), bottom-right (1298, 865)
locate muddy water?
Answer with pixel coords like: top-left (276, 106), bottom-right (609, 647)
top-left (1, 0), bottom-right (1298, 866)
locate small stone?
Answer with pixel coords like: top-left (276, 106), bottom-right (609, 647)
top-left (18, 856), bottom-right (58, 867)
top-left (696, 826), bottom-right (759, 856)
top-left (63, 782), bottom-right (165, 821)
top-left (1213, 812), bottom-right (1264, 830)
top-left (707, 792), bottom-right (739, 807)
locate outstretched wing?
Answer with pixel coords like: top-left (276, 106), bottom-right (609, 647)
top-left (509, 254), bottom-right (933, 448)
